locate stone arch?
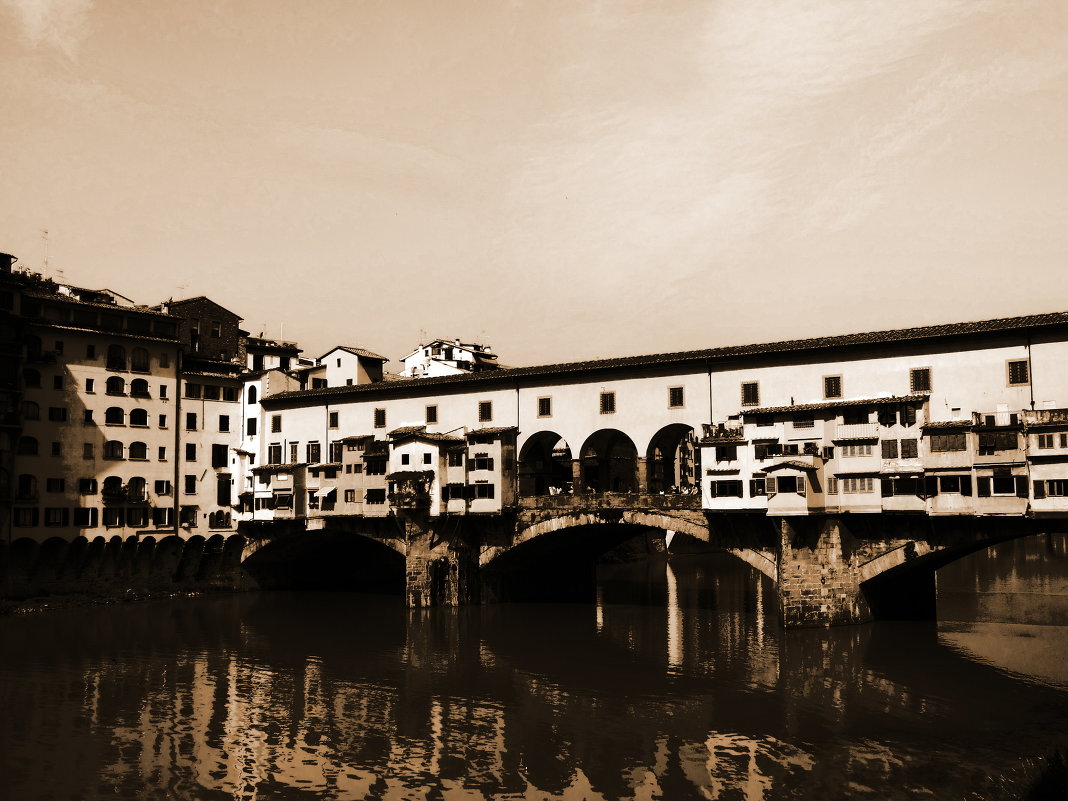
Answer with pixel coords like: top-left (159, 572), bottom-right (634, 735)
top-left (646, 423), bottom-right (701, 494)
top-left (578, 429), bottom-right (639, 493)
top-left (518, 431), bottom-right (573, 496)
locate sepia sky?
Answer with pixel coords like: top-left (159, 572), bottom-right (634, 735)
top-left (2, 0), bottom-right (1067, 368)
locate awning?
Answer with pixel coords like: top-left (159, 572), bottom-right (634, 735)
top-left (764, 460), bottom-right (819, 472)
top-left (313, 487), bottom-right (336, 498)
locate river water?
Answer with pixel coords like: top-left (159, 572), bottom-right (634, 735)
top-left (1, 534), bottom-right (1067, 801)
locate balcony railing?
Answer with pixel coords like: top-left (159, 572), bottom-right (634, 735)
top-left (833, 423), bottom-right (880, 441)
top-left (518, 492), bottom-right (702, 511)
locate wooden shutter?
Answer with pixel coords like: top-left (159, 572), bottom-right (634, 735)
top-left (960, 475), bottom-right (972, 496)
top-left (1016, 476), bottom-right (1029, 498)
top-left (977, 477), bottom-right (991, 497)
top-left (924, 475), bottom-right (939, 497)
top-left (1034, 480), bottom-right (1046, 499)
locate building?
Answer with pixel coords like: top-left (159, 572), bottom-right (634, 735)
top-left (400, 339), bottom-right (500, 378)
top-left (302, 346), bottom-right (389, 389)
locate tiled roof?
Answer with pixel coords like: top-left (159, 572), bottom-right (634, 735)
top-left (742, 395), bottom-right (925, 416)
top-left (923, 420), bottom-right (974, 429)
top-left (261, 311), bottom-right (1068, 406)
top-left (764, 460), bottom-right (820, 472)
top-left (467, 426), bottom-right (518, 438)
top-left (388, 425), bottom-right (464, 443)
top-left (323, 345), bottom-right (389, 362)
top-left (251, 462), bottom-right (306, 474)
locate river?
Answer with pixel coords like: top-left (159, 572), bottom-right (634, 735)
top-left (1, 533), bottom-right (1066, 800)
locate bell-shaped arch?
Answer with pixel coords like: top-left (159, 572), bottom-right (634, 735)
top-left (579, 429), bottom-right (639, 493)
top-left (646, 424), bottom-right (701, 494)
top-left (518, 431), bottom-right (574, 496)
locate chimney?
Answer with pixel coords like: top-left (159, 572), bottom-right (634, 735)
top-left (0, 253), bottom-right (15, 273)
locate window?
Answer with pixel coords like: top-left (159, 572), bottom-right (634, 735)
top-left (472, 453), bottom-right (494, 471)
top-left (73, 508), bottom-right (98, 528)
top-left (448, 450), bottom-right (464, 467)
top-left (130, 347), bottom-right (150, 372)
top-left (471, 483), bottom-right (495, 499)
top-left (716, 445), bottom-right (738, 462)
top-left (106, 344), bottom-right (126, 370)
top-left (840, 443), bottom-right (873, 457)
top-left (155, 480), bottom-right (172, 495)
top-left (52, 375), bottom-right (63, 390)
top-left (54, 340), bottom-right (63, 354)
top-left (212, 444), bottom-right (228, 467)
top-left (774, 475), bottom-right (800, 494)
top-left (841, 476), bottom-right (874, 494)
top-left (366, 488), bottom-right (386, 504)
top-left (85, 378), bottom-right (94, 393)
top-left (842, 408), bottom-right (868, 425)
top-left (14, 508), bottom-right (40, 527)
top-left (86, 344), bottom-right (96, 359)
top-left (901, 405), bottom-right (917, 427)
top-left (423, 452), bottom-right (432, 465)
top-left (330, 442), bottom-right (343, 462)
top-left (219, 415), bottom-right (230, 432)
top-left (307, 442), bottom-right (321, 463)
top-left (741, 382), bottom-right (759, 407)
top-left (365, 459), bottom-right (386, 476)
top-left (401, 453), bottom-right (410, 466)
top-left (184, 475), bottom-right (196, 494)
top-left (102, 508), bottom-right (123, 528)
top-left (826, 477), bottom-right (838, 495)
top-left (159, 385), bottom-right (168, 399)
top-left (106, 376), bottom-right (125, 395)
top-left (881, 440), bottom-right (898, 459)
top-left (668, 387), bottom-right (684, 408)
top-left (792, 414), bottom-right (814, 429)
top-left (1007, 359), bottom-right (1030, 386)
top-left (248, 386), bottom-right (258, 405)
top-left (103, 441), bottom-right (123, 459)
top-left (129, 442), bottom-right (148, 460)
top-left (289, 442), bottom-right (299, 462)
top-left (479, 401), bottom-right (493, 422)
top-left (374, 408), bottom-right (386, 428)
top-left (83, 410), bottom-right (94, 424)
top-left (186, 412), bottom-right (197, 430)
top-left (223, 387), bottom-right (237, 402)
top-left (51, 441), bottom-right (62, 456)
top-left (79, 478), bottom-right (97, 494)
top-left (83, 443), bottom-right (94, 460)
top-left (105, 407), bottom-right (125, 425)
top-left (425, 405), bottom-right (438, 424)
top-left (344, 489), bottom-right (356, 503)
top-left (44, 507), bottom-right (69, 527)
top-left (211, 320), bottom-right (221, 337)
top-left (185, 383), bottom-right (201, 399)
top-left (328, 411), bottom-right (339, 429)
top-left (978, 431), bottom-right (1018, 455)
top-left (21, 401), bottom-right (39, 420)
top-left (185, 443), bottom-right (197, 461)
top-left (247, 418), bottom-right (257, 436)
top-left (537, 397), bottom-right (552, 418)
top-left (824, 376), bottom-right (842, 399)
top-left (599, 392), bottom-right (616, 414)
top-left (130, 379), bottom-right (149, 397)
top-left (1038, 433), bottom-right (1056, 449)
top-left (268, 444), bottom-right (282, 464)
top-left (159, 351), bottom-right (170, 368)
top-left (928, 433), bottom-right (966, 452)
top-left (271, 414), bottom-right (282, 433)
top-left (158, 446), bottom-right (167, 460)
top-left (938, 475), bottom-right (972, 495)
top-left (203, 385), bottom-right (220, 401)
top-left (910, 368), bottom-right (931, 393)
top-left (707, 480), bottom-right (744, 498)
top-left (901, 438), bottom-right (919, 459)
top-left (17, 436), bottom-right (38, 455)
top-left (127, 408), bottom-right (147, 427)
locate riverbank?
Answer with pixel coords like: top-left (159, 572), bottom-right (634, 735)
top-left (0, 587), bottom-right (244, 617)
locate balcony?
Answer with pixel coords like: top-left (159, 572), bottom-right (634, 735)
top-left (832, 423), bottom-right (880, 441)
top-left (518, 492), bottom-right (702, 512)
top-left (1023, 408), bottom-right (1068, 426)
top-left (701, 423), bottom-right (745, 443)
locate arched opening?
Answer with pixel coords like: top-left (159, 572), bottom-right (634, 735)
top-left (242, 530), bottom-right (406, 594)
top-left (646, 424), bottom-right (700, 494)
top-left (128, 442), bottom-right (148, 461)
top-left (106, 344), bottom-right (126, 371)
top-left (129, 408), bottom-right (148, 427)
top-left (103, 441), bottom-right (124, 460)
top-left (579, 429), bottom-right (638, 493)
top-left (518, 431), bottom-right (573, 496)
top-left (247, 386), bottom-right (258, 405)
top-left (16, 474), bottom-right (37, 500)
top-left (130, 347), bottom-right (150, 373)
top-left (20, 400), bottom-right (39, 420)
top-left (105, 407), bottom-right (125, 425)
top-left (130, 378), bottom-right (150, 397)
top-left (105, 376), bottom-right (125, 396)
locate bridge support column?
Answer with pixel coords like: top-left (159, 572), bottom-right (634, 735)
top-left (570, 459), bottom-right (584, 493)
top-left (776, 516), bottom-right (873, 628)
top-left (636, 457), bottom-right (649, 494)
top-left (403, 517), bottom-right (480, 608)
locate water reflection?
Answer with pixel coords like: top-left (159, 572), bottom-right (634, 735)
top-left (0, 537), bottom-right (1065, 800)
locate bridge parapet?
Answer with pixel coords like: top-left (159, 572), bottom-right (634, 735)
top-left (517, 492), bottom-right (701, 513)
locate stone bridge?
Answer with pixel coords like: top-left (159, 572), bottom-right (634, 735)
top-left (234, 492), bottom-right (1066, 627)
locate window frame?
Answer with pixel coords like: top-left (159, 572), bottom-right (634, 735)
top-left (823, 375), bottom-right (842, 399)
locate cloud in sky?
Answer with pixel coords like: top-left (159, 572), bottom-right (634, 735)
top-left (1, 0), bottom-right (93, 57)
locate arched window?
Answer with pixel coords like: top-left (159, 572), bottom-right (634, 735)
top-left (127, 476), bottom-right (146, 501)
top-left (129, 408), bottom-right (148, 427)
top-left (102, 476), bottom-right (123, 497)
top-left (22, 368), bottom-right (40, 387)
top-left (16, 474), bottom-right (36, 499)
top-left (130, 378), bottom-right (150, 397)
top-left (103, 440), bottom-right (124, 460)
top-left (128, 442), bottom-right (148, 460)
top-left (105, 407), bottom-right (125, 425)
top-left (106, 376), bottom-right (125, 396)
top-left (20, 400), bottom-right (39, 420)
top-left (17, 436), bottom-right (37, 455)
top-left (106, 344), bottom-right (126, 371)
top-left (248, 386), bottom-right (258, 405)
top-left (130, 347), bottom-right (150, 373)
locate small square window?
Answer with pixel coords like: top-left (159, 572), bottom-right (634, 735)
top-left (668, 387), bottom-right (684, 408)
top-left (599, 392), bottom-right (616, 414)
top-left (823, 375), bottom-right (842, 399)
top-left (374, 408), bottom-right (386, 428)
top-left (85, 378), bottom-right (95, 393)
top-left (910, 367), bottom-right (931, 393)
top-left (186, 412), bottom-right (197, 430)
top-left (271, 414), bottom-right (282, 433)
top-left (423, 452), bottom-right (432, 464)
top-left (1008, 359), bottom-right (1030, 386)
top-left (328, 411), bottom-right (339, 429)
top-left (401, 453), bottom-right (410, 465)
top-left (53, 375), bottom-right (63, 390)
top-left (537, 397), bottom-right (552, 418)
top-left (478, 401), bottom-right (493, 422)
top-left (426, 405), bottom-right (438, 424)
top-left (741, 382), bottom-right (759, 407)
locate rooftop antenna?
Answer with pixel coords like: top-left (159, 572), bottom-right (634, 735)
top-left (41, 229), bottom-right (48, 276)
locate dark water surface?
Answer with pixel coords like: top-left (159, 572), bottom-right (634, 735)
top-left (1, 534), bottom-right (1067, 801)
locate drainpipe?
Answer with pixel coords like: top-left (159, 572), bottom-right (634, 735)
top-left (173, 344), bottom-right (181, 534)
top-left (1026, 334), bottom-right (1035, 410)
